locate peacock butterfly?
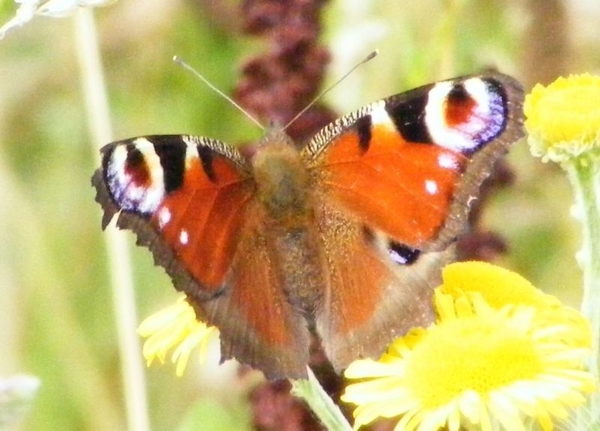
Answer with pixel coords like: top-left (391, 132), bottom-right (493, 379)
top-left (92, 73), bottom-right (524, 379)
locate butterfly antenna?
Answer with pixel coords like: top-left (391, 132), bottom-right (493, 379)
top-left (282, 49), bottom-right (379, 132)
top-left (173, 56), bottom-right (265, 131)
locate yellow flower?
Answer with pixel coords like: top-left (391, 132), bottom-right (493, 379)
top-left (524, 74), bottom-right (600, 163)
top-left (137, 296), bottom-right (218, 376)
top-left (342, 264), bottom-right (595, 431)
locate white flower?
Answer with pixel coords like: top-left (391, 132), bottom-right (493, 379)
top-left (0, 0), bottom-right (115, 39)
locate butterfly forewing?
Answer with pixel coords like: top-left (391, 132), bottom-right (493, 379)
top-left (93, 135), bottom-right (254, 294)
top-left (310, 119), bottom-right (468, 248)
top-left (305, 73), bottom-right (524, 250)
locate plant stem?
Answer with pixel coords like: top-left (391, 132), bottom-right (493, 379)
top-left (291, 368), bottom-right (353, 431)
top-left (566, 155), bottom-right (600, 426)
top-left (73, 8), bottom-right (150, 431)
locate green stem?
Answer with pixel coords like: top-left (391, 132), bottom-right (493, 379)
top-left (291, 368), bottom-right (353, 431)
top-left (433, 0), bottom-right (464, 79)
top-left (565, 155), bottom-right (600, 426)
top-left (73, 9), bottom-right (150, 431)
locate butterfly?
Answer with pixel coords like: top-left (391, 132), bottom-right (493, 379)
top-left (92, 73), bottom-right (524, 380)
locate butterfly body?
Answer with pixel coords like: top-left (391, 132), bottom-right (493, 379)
top-left (93, 73), bottom-right (524, 379)
top-left (250, 134), bottom-right (324, 317)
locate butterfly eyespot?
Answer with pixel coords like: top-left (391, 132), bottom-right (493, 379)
top-left (106, 142), bottom-right (167, 214)
top-left (388, 242), bottom-right (421, 265)
top-left (424, 78), bottom-right (507, 153)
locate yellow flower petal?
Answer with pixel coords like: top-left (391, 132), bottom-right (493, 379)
top-left (438, 261), bottom-right (591, 348)
top-left (439, 261), bottom-right (557, 308)
top-left (138, 296), bottom-right (218, 375)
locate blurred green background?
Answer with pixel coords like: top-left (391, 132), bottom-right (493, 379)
top-left (0, 0), bottom-right (599, 430)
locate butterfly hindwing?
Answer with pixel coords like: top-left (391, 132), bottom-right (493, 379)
top-left (312, 199), bottom-right (453, 370)
top-left (191, 201), bottom-right (311, 379)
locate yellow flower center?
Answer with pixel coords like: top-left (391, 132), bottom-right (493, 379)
top-left (405, 315), bottom-right (542, 408)
top-left (531, 85), bottom-right (600, 142)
